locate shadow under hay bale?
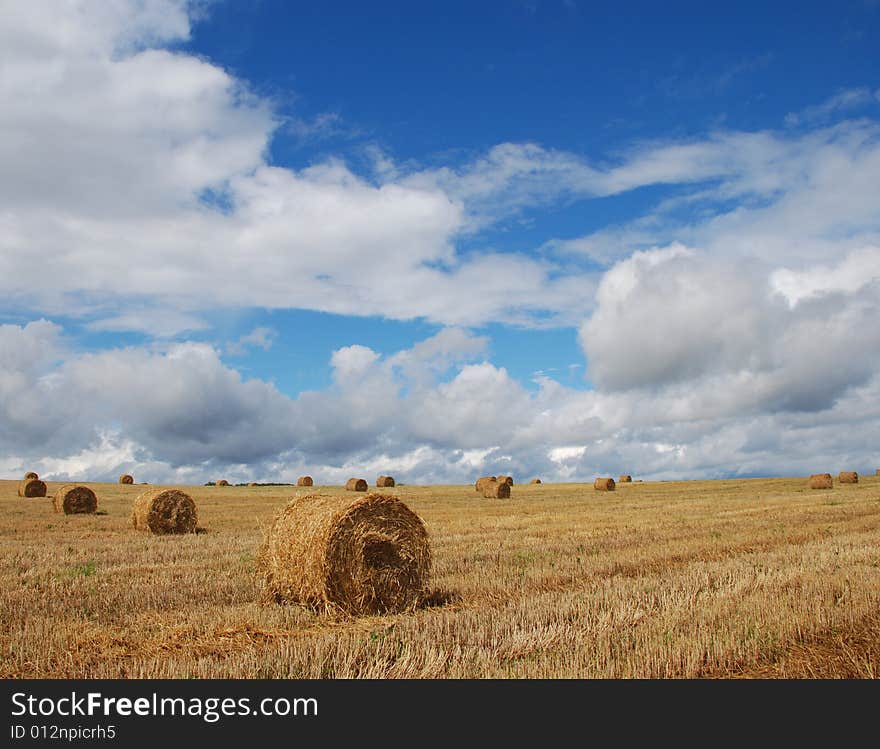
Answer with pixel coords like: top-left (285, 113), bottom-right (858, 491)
top-left (18, 478), bottom-right (47, 498)
top-left (482, 479), bottom-right (510, 499)
top-left (475, 476), bottom-right (496, 492)
top-left (809, 474), bottom-right (833, 489)
top-left (131, 488), bottom-right (198, 535)
top-left (376, 475), bottom-right (396, 487)
top-left (618, 474), bottom-right (633, 483)
top-left (345, 478), bottom-right (367, 492)
top-left (24, 471), bottom-right (38, 480)
top-left (594, 477), bottom-right (616, 491)
top-left (53, 485), bottom-right (97, 514)
top-left (297, 476), bottom-right (314, 487)
top-left (119, 474), bottom-right (134, 484)
top-left (258, 492), bottom-right (431, 616)
top-left (839, 471), bottom-right (859, 484)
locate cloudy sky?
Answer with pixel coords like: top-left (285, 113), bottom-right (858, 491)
top-left (2, 0), bottom-right (879, 484)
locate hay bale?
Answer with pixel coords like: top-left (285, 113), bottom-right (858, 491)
top-left (496, 475), bottom-right (514, 486)
top-left (258, 492), bottom-right (431, 616)
top-left (839, 471), bottom-right (859, 484)
top-left (618, 474), bottom-right (633, 483)
top-left (376, 475), bottom-right (396, 487)
top-left (297, 476), bottom-right (314, 487)
top-left (53, 485), bottom-right (97, 514)
top-left (215, 479), bottom-right (229, 486)
top-left (131, 488), bottom-right (198, 534)
top-left (809, 474), bottom-right (833, 489)
top-left (24, 471), bottom-right (38, 480)
top-left (481, 479), bottom-right (511, 499)
top-left (594, 477), bottom-right (616, 491)
top-left (119, 474), bottom-right (134, 484)
top-left (529, 478), bottom-right (542, 484)
top-left (475, 476), bottom-right (496, 492)
top-left (247, 482), bottom-right (258, 487)
top-left (345, 478), bottom-right (367, 492)
top-left (18, 478), bottom-right (47, 498)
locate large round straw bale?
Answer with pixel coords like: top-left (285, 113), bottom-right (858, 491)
top-left (475, 476), bottom-right (496, 492)
top-left (215, 479), bottom-right (229, 486)
top-left (839, 471), bottom-right (858, 484)
top-left (119, 474), bottom-right (134, 484)
top-left (482, 479), bottom-right (510, 499)
top-left (247, 482), bottom-right (258, 486)
top-left (345, 478), bottom-right (367, 492)
top-left (24, 471), bottom-right (39, 480)
top-left (529, 478), bottom-right (542, 484)
top-left (258, 492), bottom-right (431, 616)
top-left (376, 475), bottom-right (396, 487)
top-left (594, 477), bottom-right (616, 491)
top-left (808, 474), bottom-right (833, 489)
top-left (618, 474), bottom-right (633, 483)
top-left (496, 475), bottom-right (514, 486)
top-left (131, 488), bottom-right (198, 534)
top-left (53, 484), bottom-right (97, 514)
top-left (18, 478), bottom-right (47, 497)
top-left (297, 476), bottom-right (314, 487)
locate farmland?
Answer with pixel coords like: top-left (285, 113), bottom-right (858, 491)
top-left (1, 476), bottom-right (879, 678)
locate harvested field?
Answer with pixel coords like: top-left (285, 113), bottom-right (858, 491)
top-left (1, 475), bottom-right (879, 678)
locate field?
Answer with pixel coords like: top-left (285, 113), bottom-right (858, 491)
top-left (2, 476), bottom-right (879, 678)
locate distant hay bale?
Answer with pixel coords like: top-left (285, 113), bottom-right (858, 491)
top-left (876, 469), bottom-right (880, 476)
top-left (119, 474), bottom-right (134, 484)
top-left (247, 482), bottom-right (258, 487)
top-left (376, 475), bottom-right (396, 487)
top-left (53, 485), bottom-right (97, 514)
top-left (529, 478), bottom-right (542, 484)
top-left (481, 479), bottom-right (511, 499)
top-left (594, 477), bottom-right (616, 491)
top-left (475, 476), bottom-right (496, 492)
top-left (18, 478), bottom-right (47, 498)
top-left (345, 478), bottom-right (367, 492)
top-left (297, 476), bottom-right (314, 487)
top-left (131, 488), bottom-right (198, 535)
top-left (216, 479), bottom-right (229, 486)
top-left (808, 474), bottom-right (833, 489)
top-left (24, 471), bottom-right (38, 480)
top-left (257, 492), bottom-right (431, 616)
top-left (618, 474), bottom-right (633, 483)
top-left (839, 471), bottom-right (859, 484)
top-left (497, 475), bottom-right (514, 486)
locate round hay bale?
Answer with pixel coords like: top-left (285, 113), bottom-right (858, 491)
top-left (258, 492), bottom-right (431, 616)
top-left (53, 484), bottom-right (97, 514)
top-left (215, 479), bottom-right (229, 486)
top-left (839, 471), bottom-right (858, 484)
top-left (345, 478), bottom-right (367, 492)
top-left (131, 488), bottom-right (198, 535)
top-left (594, 477), bottom-right (616, 491)
top-left (24, 471), bottom-right (38, 480)
top-left (876, 469), bottom-right (880, 476)
top-left (482, 479), bottom-right (511, 499)
top-left (247, 482), bottom-right (258, 487)
top-left (18, 478), bottom-right (47, 498)
top-left (297, 476), bottom-right (314, 487)
top-left (475, 476), bottom-right (496, 492)
top-left (119, 474), bottom-right (134, 484)
top-left (808, 474), bottom-right (833, 489)
top-left (376, 475), bottom-right (396, 487)
top-left (496, 475), bottom-right (514, 486)
top-left (618, 474), bottom-right (633, 483)
top-left (529, 478), bottom-right (542, 484)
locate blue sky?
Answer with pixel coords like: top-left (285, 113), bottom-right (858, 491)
top-left (1, 0), bottom-right (879, 483)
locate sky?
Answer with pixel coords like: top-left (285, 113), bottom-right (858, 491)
top-left (1, 0), bottom-right (879, 484)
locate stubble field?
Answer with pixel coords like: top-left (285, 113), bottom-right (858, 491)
top-left (2, 476), bottom-right (879, 678)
